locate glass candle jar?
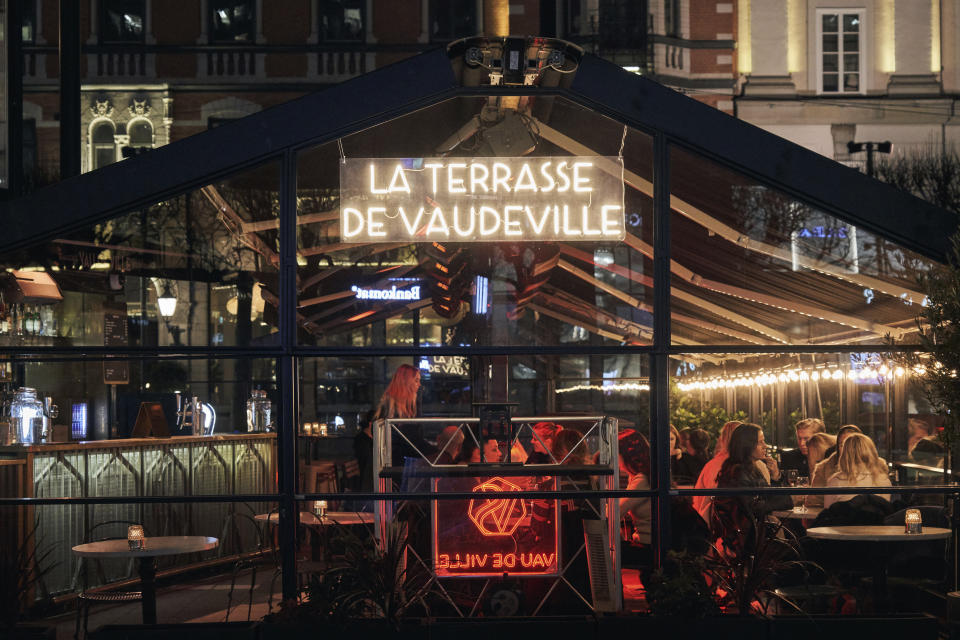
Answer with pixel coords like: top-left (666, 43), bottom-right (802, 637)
top-left (905, 509), bottom-right (922, 534)
top-left (128, 524), bottom-right (146, 550)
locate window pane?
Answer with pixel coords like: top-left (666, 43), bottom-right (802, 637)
top-left (843, 13), bottom-right (860, 32)
top-left (296, 96), bottom-right (654, 348)
top-left (22, 0), bottom-right (36, 44)
top-left (94, 147), bottom-right (116, 169)
top-left (822, 54), bottom-right (838, 72)
top-left (0, 162), bottom-right (281, 347)
top-left (843, 54), bottom-right (859, 72)
top-left (822, 14), bottom-right (838, 33)
top-left (211, 0), bottom-right (255, 43)
top-left (843, 34), bottom-right (859, 53)
top-left (671, 350), bottom-right (947, 491)
top-left (320, 0), bottom-right (364, 41)
top-left (844, 73), bottom-right (860, 91)
top-left (100, 0), bottom-right (145, 43)
top-left (669, 146), bottom-right (937, 347)
top-left (430, 0), bottom-right (477, 40)
top-left (822, 73), bottom-right (838, 92)
top-left (822, 34), bottom-right (838, 53)
top-left (128, 120), bottom-right (153, 146)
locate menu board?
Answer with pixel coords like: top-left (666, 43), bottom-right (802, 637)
top-left (103, 306), bottom-right (129, 384)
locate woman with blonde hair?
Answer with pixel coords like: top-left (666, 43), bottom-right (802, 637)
top-left (805, 432), bottom-right (836, 475)
top-left (824, 433), bottom-right (891, 508)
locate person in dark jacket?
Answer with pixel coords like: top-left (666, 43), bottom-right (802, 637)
top-left (779, 417), bottom-right (825, 477)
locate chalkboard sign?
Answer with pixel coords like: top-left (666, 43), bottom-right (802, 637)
top-left (131, 402), bottom-right (170, 438)
top-left (103, 306), bottom-right (129, 384)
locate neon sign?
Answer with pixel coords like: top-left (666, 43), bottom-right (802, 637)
top-left (433, 475), bottom-right (559, 578)
top-left (468, 477), bottom-right (528, 536)
top-left (339, 156), bottom-right (625, 243)
top-left (350, 284), bottom-right (421, 301)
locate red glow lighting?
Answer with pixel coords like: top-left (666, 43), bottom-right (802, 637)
top-left (346, 310), bottom-right (376, 322)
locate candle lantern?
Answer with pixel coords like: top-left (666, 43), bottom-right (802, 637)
top-left (319, 423), bottom-right (328, 437)
top-left (315, 500), bottom-right (328, 517)
top-left (905, 508), bottom-right (923, 534)
top-left (128, 524), bottom-right (146, 550)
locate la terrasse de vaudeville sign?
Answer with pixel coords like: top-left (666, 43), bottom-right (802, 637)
top-left (340, 156), bottom-right (626, 243)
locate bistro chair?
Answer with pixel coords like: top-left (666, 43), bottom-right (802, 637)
top-left (74, 520), bottom-right (148, 640)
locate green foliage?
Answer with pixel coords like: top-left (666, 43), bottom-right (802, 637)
top-left (670, 389), bottom-right (748, 451)
top-left (645, 551), bottom-right (720, 618)
top-left (702, 516), bottom-right (818, 617)
top-left (270, 521), bottom-right (435, 627)
top-left (896, 235), bottom-right (960, 451)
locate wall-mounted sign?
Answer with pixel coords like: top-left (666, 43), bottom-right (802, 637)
top-left (350, 284), bottom-right (421, 301)
top-left (433, 475), bottom-right (559, 577)
top-left (340, 156), bottom-right (625, 243)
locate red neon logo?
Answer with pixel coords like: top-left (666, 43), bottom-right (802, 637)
top-left (467, 477), bottom-right (527, 537)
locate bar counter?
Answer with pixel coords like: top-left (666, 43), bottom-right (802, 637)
top-left (1, 432), bottom-right (277, 596)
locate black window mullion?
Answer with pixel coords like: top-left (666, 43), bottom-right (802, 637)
top-left (277, 148), bottom-right (299, 600)
top-left (651, 133), bottom-right (671, 567)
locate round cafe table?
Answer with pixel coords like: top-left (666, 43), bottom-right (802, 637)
top-left (72, 536), bottom-right (218, 625)
top-left (806, 526), bottom-right (951, 607)
top-left (771, 506), bottom-right (823, 521)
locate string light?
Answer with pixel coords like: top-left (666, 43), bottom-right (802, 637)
top-left (675, 360), bottom-right (920, 393)
top-left (555, 382), bottom-right (650, 394)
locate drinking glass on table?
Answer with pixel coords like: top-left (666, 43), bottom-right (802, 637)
top-left (794, 475), bottom-right (809, 512)
top-left (784, 469), bottom-right (798, 487)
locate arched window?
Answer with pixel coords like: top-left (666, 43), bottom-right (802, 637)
top-left (128, 120), bottom-right (153, 149)
top-left (92, 121), bottom-right (117, 170)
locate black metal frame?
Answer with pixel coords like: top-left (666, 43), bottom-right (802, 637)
top-left (0, 47), bottom-right (958, 604)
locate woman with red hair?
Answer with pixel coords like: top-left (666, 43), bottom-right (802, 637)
top-left (374, 363), bottom-right (420, 420)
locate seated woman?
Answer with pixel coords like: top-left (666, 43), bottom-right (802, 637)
top-left (824, 434), bottom-right (891, 508)
top-left (801, 432), bottom-right (836, 507)
top-left (527, 421), bottom-right (562, 464)
top-left (693, 420), bottom-right (742, 519)
top-left (455, 435), bottom-right (501, 464)
top-left (618, 430), bottom-right (652, 547)
top-left (712, 423), bottom-right (791, 548)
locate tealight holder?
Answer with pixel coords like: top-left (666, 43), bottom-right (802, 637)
top-left (315, 499), bottom-right (328, 518)
top-left (303, 422), bottom-right (312, 435)
top-left (905, 508), bottom-right (923, 534)
top-left (319, 423), bottom-right (328, 437)
top-left (127, 524), bottom-right (145, 551)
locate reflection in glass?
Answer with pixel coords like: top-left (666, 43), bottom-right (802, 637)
top-left (670, 146), bottom-right (935, 346)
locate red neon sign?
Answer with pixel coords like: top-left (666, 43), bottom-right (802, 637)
top-left (468, 477), bottom-right (528, 536)
top-left (433, 475), bottom-right (559, 578)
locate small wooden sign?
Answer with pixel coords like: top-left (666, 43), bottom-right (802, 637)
top-left (131, 402), bottom-right (169, 438)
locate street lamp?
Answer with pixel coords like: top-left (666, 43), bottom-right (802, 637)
top-left (847, 140), bottom-right (893, 177)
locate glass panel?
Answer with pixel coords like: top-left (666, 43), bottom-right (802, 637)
top-left (300, 353), bottom-right (648, 440)
top-left (0, 354), bottom-right (278, 499)
top-left (0, 162), bottom-right (280, 347)
top-left (210, 0), bottom-right (256, 43)
top-left (843, 54), bottom-right (859, 72)
top-left (296, 96), bottom-right (654, 348)
top-left (669, 145), bottom-right (936, 346)
top-left (822, 54), bottom-right (838, 72)
top-left (100, 0), bottom-right (145, 43)
top-left (821, 34), bottom-right (838, 53)
top-left (670, 351), bottom-right (953, 490)
top-left (842, 13), bottom-right (860, 32)
top-left (319, 0), bottom-right (365, 41)
top-left (843, 73), bottom-right (860, 91)
top-left (429, 0), bottom-right (478, 40)
top-left (822, 73), bottom-right (839, 92)
top-left (822, 14), bottom-right (838, 33)
top-left (843, 34), bottom-right (859, 53)
top-left (1, 500), bottom-right (277, 601)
